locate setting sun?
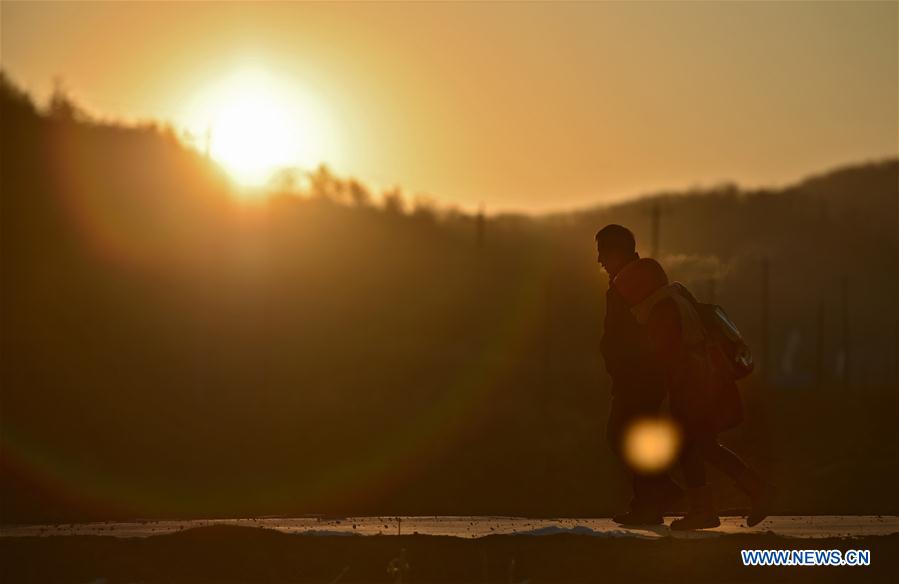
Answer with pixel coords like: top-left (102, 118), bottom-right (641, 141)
top-left (190, 69), bottom-right (335, 187)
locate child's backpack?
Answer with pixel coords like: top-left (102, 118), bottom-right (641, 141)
top-left (672, 283), bottom-right (755, 380)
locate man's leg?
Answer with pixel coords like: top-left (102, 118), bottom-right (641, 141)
top-left (634, 471), bottom-right (683, 514)
top-left (607, 397), bottom-right (682, 524)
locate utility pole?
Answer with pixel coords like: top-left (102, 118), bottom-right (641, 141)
top-left (841, 276), bottom-right (851, 391)
top-left (475, 203), bottom-right (485, 250)
top-left (895, 310), bottom-right (899, 392)
top-left (204, 124), bottom-right (212, 158)
top-left (544, 273), bottom-right (553, 391)
top-left (650, 201), bottom-right (661, 258)
top-left (760, 258), bottom-right (770, 387)
top-left (815, 303), bottom-right (824, 390)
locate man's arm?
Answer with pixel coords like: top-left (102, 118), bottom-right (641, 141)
top-left (602, 287), bottom-right (661, 393)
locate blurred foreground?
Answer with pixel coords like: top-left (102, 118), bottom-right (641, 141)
top-left (3, 515), bottom-right (897, 539)
top-left (2, 523), bottom-right (897, 583)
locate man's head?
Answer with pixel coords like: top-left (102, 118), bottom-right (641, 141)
top-left (595, 224), bottom-right (637, 277)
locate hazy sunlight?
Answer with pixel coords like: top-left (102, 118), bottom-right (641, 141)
top-left (192, 69), bottom-right (334, 187)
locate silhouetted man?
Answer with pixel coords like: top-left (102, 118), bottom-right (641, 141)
top-left (596, 224), bottom-right (682, 525)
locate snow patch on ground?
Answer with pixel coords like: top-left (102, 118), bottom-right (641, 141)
top-left (293, 529), bottom-right (359, 537)
top-left (514, 525), bottom-right (655, 538)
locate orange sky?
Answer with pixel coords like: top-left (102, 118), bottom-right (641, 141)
top-left (2, 1), bottom-right (896, 212)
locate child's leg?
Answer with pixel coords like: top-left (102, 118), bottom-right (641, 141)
top-left (700, 439), bottom-right (748, 480)
top-left (672, 432), bottom-right (720, 530)
top-left (679, 435), bottom-right (708, 488)
top-left (694, 434), bottom-right (777, 527)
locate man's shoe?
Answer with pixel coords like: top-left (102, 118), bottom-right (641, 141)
top-left (612, 508), bottom-right (664, 526)
top-left (670, 486), bottom-right (720, 531)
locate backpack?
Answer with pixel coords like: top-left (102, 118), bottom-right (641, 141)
top-left (672, 283), bottom-right (755, 381)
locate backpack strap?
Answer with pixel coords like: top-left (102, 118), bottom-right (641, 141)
top-left (630, 282), bottom-right (706, 346)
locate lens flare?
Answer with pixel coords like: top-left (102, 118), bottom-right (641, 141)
top-left (623, 417), bottom-right (681, 473)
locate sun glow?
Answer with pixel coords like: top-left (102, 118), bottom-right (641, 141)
top-left (186, 69), bottom-right (336, 187)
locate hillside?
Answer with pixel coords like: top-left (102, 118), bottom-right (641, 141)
top-left (2, 74), bottom-right (897, 523)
